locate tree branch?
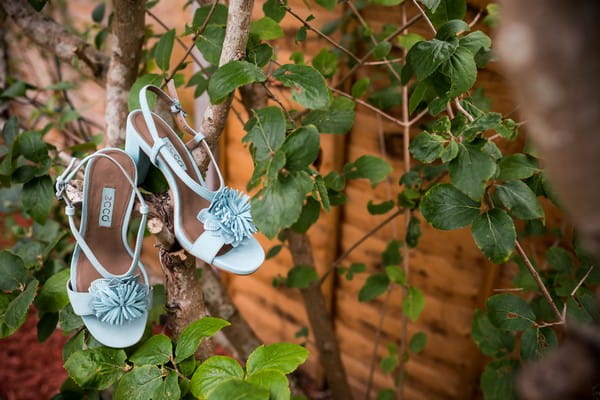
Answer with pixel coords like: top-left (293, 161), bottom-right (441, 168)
top-left (1, 0), bottom-right (109, 84)
top-left (105, 0), bottom-right (145, 146)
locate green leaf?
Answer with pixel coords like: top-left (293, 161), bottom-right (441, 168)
top-left (191, 356), bottom-right (244, 399)
top-left (377, 389), bottom-right (397, 400)
top-left (192, 3), bottom-right (228, 28)
top-left (153, 370), bottom-right (181, 400)
top-left (208, 60), bottom-right (267, 104)
top-left (397, 33), bottom-right (424, 51)
top-left (91, 3), bottom-right (105, 22)
top-left (496, 180), bottom-right (544, 220)
top-left (291, 196), bottom-right (321, 233)
top-left (247, 343), bottom-right (309, 375)
top-left (37, 311), bottom-right (58, 342)
top-left (520, 326), bottom-right (557, 361)
top-left (461, 112), bottom-right (502, 141)
top-left (403, 286), bottom-right (425, 321)
top-left (471, 309), bottom-right (515, 358)
top-left (251, 172), bottom-right (312, 238)
top-left (155, 29), bottom-right (175, 71)
top-left (286, 265), bottom-right (319, 289)
top-left (128, 74), bottom-right (163, 111)
top-left (250, 17), bottom-right (284, 40)
top-left (312, 49), bottom-right (337, 78)
top-left (546, 247), bottom-right (572, 272)
top-left (370, 0), bottom-right (404, 5)
top-left (497, 154), bottom-right (539, 181)
top-left (2, 116), bottom-right (19, 147)
top-left (15, 131), bottom-right (48, 163)
top-left (409, 332), bottom-right (427, 353)
top-left (130, 334), bottom-right (172, 365)
top-left (367, 85), bottom-right (402, 109)
top-left (440, 140), bottom-right (459, 163)
top-left (382, 239), bottom-right (402, 265)
top-left (62, 329), bottom-right (85, 361)
top-left (315, 0), bottom-right (336, 10)
top-left (472, 208), bottom-right (516, 263)
top-left (294, 27), bottom-right (307, 43)
top-left (243, 106), bottom-right (286, 162)
top-left (196, 26), bottom-right (226, 65)
top-left (436, 20), bottom-right (470, 41)
top-left (406, 215), bottom-right (421, 248)
top-left (208, 379), bottom-right (269, 400)
top-left (419, 0), bottom-right (441, 11)
top-left (175, 317), bottom-right (230, 362)
top-left (409, 132), bottom-right (445, 163)
top-left (302, 97), bottom-right (355, 134)
top-left (273, 64), bottom-right (330, 109)
top-left (449, 143), bottom-right (496, 201)
top-left (0, 251), bottom-right (27, 291)
top-left (459, 31), bottom-right (492, 54)
top-left (486, 293), bottom-right (535, 331)
top-left (406, 39), bottom-right (458, 81)
top-left (4, 279), bottom-right (38, 330)
top-left (427, 0), bottom-right (467, 28)
top-left (64, 347), bottom-right (127, 390)
top-left (440, 46), bottom-right (477, 97)
top-left (373, 41), bottom-right (392, 60)
top-left (263, 0), bottom-right (286, 22)
top-left (480, 360), bottom-right (519, 400)
top-left (35, 268), bottom-right (69, 312)
top-left (367, 200), bottom-right (395, 215)
top-left (419, 183), bottom-right (480, 230)
top-left (344, 155), bottom-right (392, 186)
top-left (247, 43), bottom-right (274, 67)
top-left (58, 304), bottom-right (83, 333)
top-left (385, 265), bottom-right (406, 285)
top-left (113, 365), bottom-right (163, 400)
top-left (358, 274), bottom-right (390, 302)
top-left (22, 175), bottom-right (53, 224)
top-left (352, 78), bottom-right (370, 98)
top-left (281, 125), bottom-right (320, 171)
top-left (247, 370), bottom-right (290, 400)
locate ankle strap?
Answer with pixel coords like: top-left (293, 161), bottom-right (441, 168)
top-left (139, 83), bottom-right (225, 190)
top-left (55, 149), bottom-right (149, 280)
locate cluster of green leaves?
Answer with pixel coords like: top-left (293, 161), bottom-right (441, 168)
top-left (57, 316), bottom-right (308, 400)
top-left (472, 239), bottom-right (598, 400)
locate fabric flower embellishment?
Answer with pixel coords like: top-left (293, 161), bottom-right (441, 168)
top-left (89, 275), bottom-right (149, 325)
top-left (198, 187), bottom-right (257, 247)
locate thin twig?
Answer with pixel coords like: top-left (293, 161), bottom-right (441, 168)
top-left (570, 266), bottom-right (594, 297)
top-left (146, 8), bottom-right (206, 75)
top-left (162, 0), bottom-right (218, 86)
top-left (282, 2), bottom-right (360, 63)
top-left (469, 9), bottom-right (483, 28)
top-left (411, 0), bottom-right (437, 34)
top-left (454, 98), bottom-right (475, 122)
top-left (364, 289), bottom-right (393, 400)
top-left (363, 58), bottom-right (404, 66)
top-left (330, 87), bottom-right (408, 128)
top-left (320, 208), bottom-right (404, 286)
top-left (336, 13), bottom-right (422, 88)
top-left (515, 240), bottom-right (564, 322)
top-left (262, 83), bottom-right (296, 127)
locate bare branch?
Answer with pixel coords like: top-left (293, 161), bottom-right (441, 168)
top-left (1, 0), bottom-right (109, 84)
top-left (105, 0), bottom-right (146, 147)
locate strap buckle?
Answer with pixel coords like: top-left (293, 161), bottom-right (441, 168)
top-left (170, 100), bottom-right (187, 118)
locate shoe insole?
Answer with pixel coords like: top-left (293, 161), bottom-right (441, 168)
top-left (75, 150), bottom-right (138, 292)
top-left (131, 112), bottom-right (230, 256)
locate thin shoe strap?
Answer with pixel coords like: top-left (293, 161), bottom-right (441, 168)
top-left (139, 83), bottom-right (225, 190)
top-left (55, 151), bottom-right (149, 279)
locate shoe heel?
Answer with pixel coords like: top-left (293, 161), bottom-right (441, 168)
top-left (125, 123), bottom-right (150, 183)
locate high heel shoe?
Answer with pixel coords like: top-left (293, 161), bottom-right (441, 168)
top-left (55, 148), bottom-right (151, 348)
top-left (125, 82), bottom-right (264, 275)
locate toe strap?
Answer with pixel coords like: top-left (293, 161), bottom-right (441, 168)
top-left (67, 281), bottom-right (94, 316)
top-left (190, 231), bottom-right (227, 264)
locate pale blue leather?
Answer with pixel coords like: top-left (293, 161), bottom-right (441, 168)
top-left (56, 148), bottom-right (151, 348)
top-left (125, 84), bottom-right (265, 275)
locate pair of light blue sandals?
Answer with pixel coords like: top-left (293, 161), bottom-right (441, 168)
top-left (55, 83), bottom-right (265, 348)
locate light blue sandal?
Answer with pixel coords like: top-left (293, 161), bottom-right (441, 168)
top-left (55, 148), bottom-right (152, 348)
top-left (125, 84), bottom-right (264, 275)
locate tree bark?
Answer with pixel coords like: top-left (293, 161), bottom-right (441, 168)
top-left (497, 2), bottom-right (600, 399)
top-left (104, 0), bottom-right (145, 146)
top-left (497, 0), bottom-right (600, 263)
top-left (286, 230), bottom-right (353, 400)
top-left (1, 0), bottom-right (109, 84)
top-left (192, 0), bottom-right (254, 169)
